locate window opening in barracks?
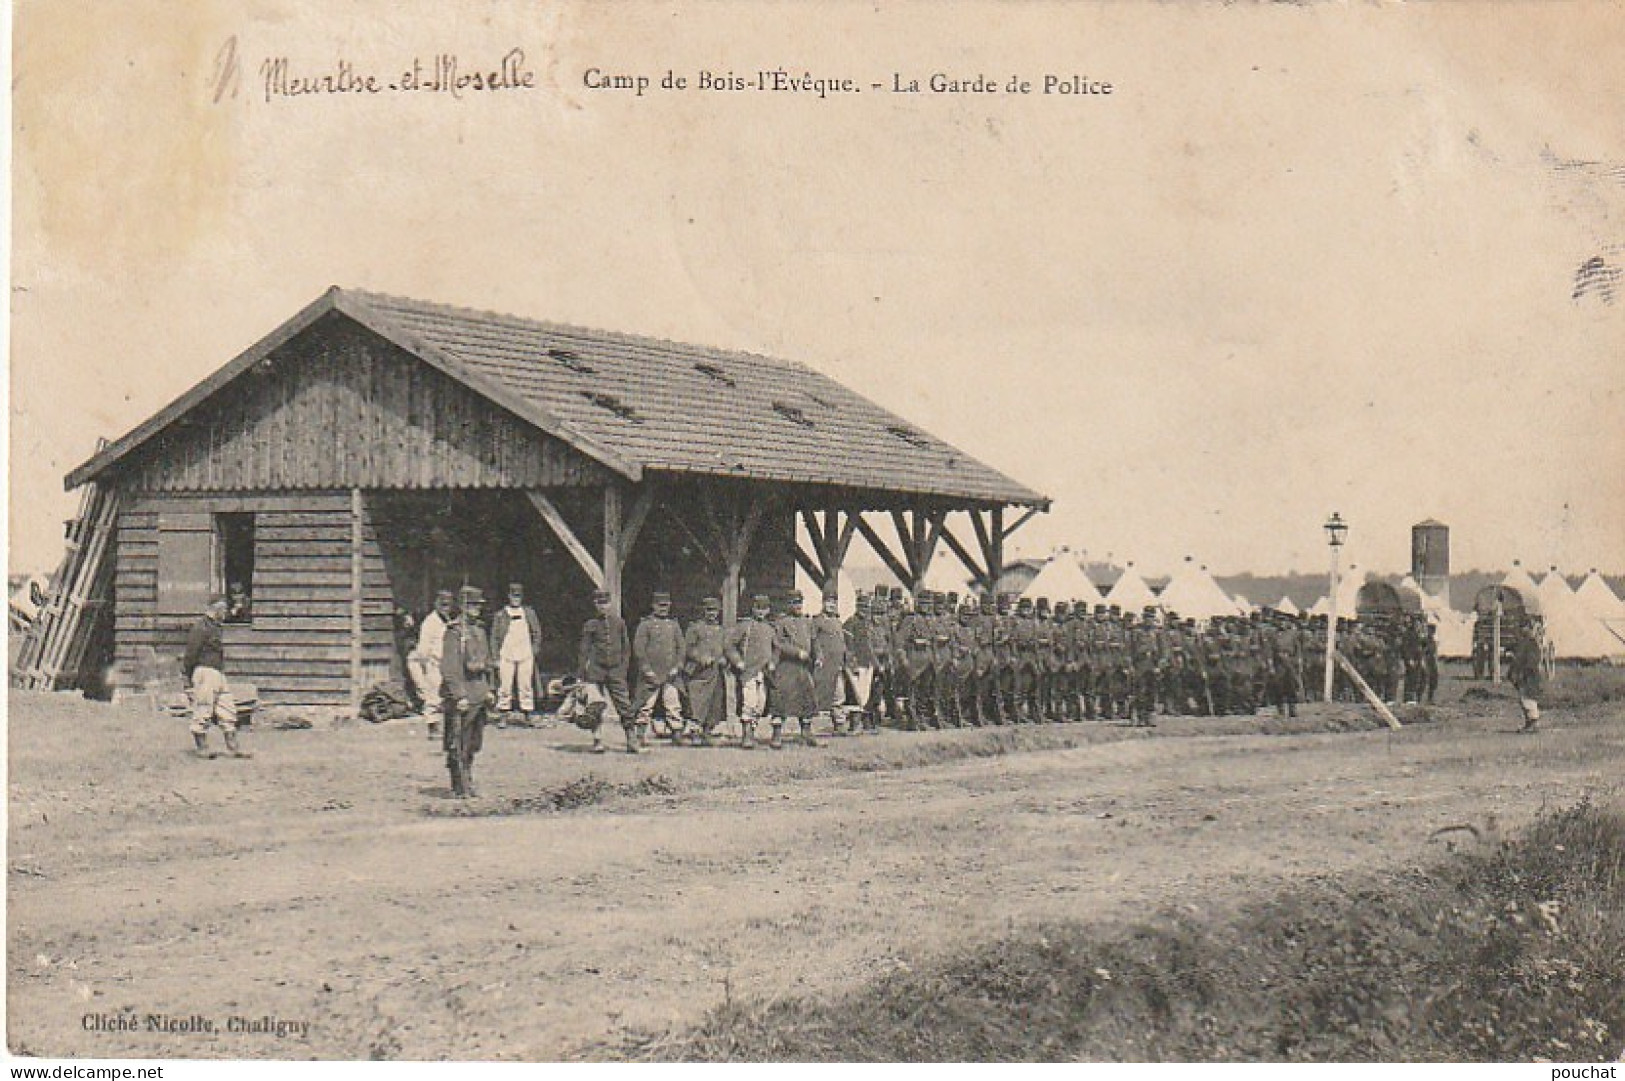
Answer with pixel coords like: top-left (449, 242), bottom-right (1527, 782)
top-left (216, 512), bottom-right (255, 624)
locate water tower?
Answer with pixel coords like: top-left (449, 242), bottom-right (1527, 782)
top-left (1411, 519), bottom-right (1450, 603)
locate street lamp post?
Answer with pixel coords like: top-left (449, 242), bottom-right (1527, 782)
top-left (1322, 512), bottom-right (1348, 702)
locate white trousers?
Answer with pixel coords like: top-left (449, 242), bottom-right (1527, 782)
top-left (739, 673), bottom-right (768, 722)
top-left (636, 682), bottom-right (684, 723)
top-left (497, 655), bottom-right (535, 712)
top-left (189, 667), bottom-right (238, 734)
top-left (407, 652), bottom-right (443, 715)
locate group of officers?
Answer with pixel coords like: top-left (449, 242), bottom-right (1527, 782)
top-left (404, 579), bottom-right (1447, 797)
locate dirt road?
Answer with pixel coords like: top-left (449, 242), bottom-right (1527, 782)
top-left (8, 676), bottom-right (1622, 1059)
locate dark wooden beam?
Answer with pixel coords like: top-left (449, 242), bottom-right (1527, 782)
top-left (852, 513), bottom-right (914, 589)
top-left (970, 509), bottom-right (993, 561)
top-left (834, 514), bottom-right (858, 565)
top-left (663, 499), bottom-right (721, 570)
top-left (799, 508), bottom-right (833, 571)
top-left (526, 491), bottom-right (605, 587)
top-left (794, 542), bottom-right (826, 585)
top-left (1002, 506), bottom-right (1041, 541)
top-left (989, 506), bottom-right (1006, 596)
top-left (938, 519), bottom-right (989, 589)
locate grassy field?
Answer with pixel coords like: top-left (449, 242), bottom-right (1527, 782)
top-left (619, 800), bottom-right (1625, 1062)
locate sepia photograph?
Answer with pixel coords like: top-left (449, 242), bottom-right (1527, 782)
top-left (7, 0), bottom-right (1624, 1068)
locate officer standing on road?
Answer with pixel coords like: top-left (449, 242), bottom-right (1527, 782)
top-left (440, 585), bottom-right (493, 797)
top-left (580, 589), bottom-right (640, 755)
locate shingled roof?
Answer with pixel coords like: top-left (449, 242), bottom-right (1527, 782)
top-left (68, 287), bottom-right (1049, 509)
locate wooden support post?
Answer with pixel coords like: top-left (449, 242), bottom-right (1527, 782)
top-left (1333, 649), bottom-right (1403, 730)
top-left (984, 507), bottom-right (1006, 600)
top-left (703, 488), bottom-right (767, 626)
top-left (620, 484), bottom-right (656, 561)
top-left (350, 488), bottom-right (364, 709)
top-left (604, 484), bottom-right (624, 614)
top-left (526, 491), bottom-right (604, 587)
top-left (918, 509), bottom-right (946, 588)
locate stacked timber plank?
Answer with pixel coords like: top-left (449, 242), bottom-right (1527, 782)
top-left (13, 482), bottom-right (119, 691)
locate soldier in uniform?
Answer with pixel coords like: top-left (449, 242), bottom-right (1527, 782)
top-left (1268, 611), bottom-right (1304, 718)
top-left (993, 593), bottom-right (1016, 723)
top-left (726, 594), bottom-right (776, 749)
top-left (867, 589), bottom-right (897, 728)
top-left (633, 591), bottom-right (687, 742)
top-left (1032, 599), bottom-right (1056, 721)
top-left (842, 591), bottom-right (878, 735)
top-left (973, 594), bottom-right (1000, 724)
top-left (1010, 597), bottom-right (1039, 721)
top-left (681, 597), bottom-right (728, 744)
top-left (580, 589), bottom-right (640, 754)
top-left (1155, 610), bottom-right (1185, 717)
top-left (1202, 623), bottom-right (1229, 714)
top-left (897, 593), bottom-right (935, 729)
top-left (1126, 610), bottom-right (1158, 727)
top-left (1051, 601), bottom-right (1076, 721)
top-left (440, 586), bottom-right (493, 796)
top-left (1509, 620), bottom-right (1544, 731)
top-left (946, 597), bottom-right (978, 725)
top-left (1077, 606), bottom-right (1103, 721)
top-left (771, 592), bottom-right (819, 748)
top-left (1421, 619), bottom-right (1440, 705)
top-left (811, 589), bottom-right (848, 736)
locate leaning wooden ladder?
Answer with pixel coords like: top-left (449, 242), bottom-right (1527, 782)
top-left (13, 481), bottom-right (120, 691)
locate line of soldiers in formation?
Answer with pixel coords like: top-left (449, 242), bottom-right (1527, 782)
top-left (429, 580), bottom-right (1448, 794)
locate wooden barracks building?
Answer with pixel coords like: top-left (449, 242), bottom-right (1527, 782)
top-left (65, 288), bottom-right (1049, 706)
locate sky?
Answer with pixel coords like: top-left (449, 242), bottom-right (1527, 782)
top-left (9, 1), bottom-right (1624, 583)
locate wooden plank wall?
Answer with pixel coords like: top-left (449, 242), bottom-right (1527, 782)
top-left (115, 314), bottom-right (610, 493)
top-left (114, 491), bottom-right (394, 706)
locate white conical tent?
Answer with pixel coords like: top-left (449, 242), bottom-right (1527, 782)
top-left (1500, 563), bottom-right (1543, 614)
top-left (1275, 595), bottom-right (1300, 617)
top-left (1576, 570), bottom-right (1625, 620)
top-left (1104, 565), bottom-right (1160, 612)
top-left (1311, 566), bottom-right (1366, 618)
top-left (1537, 569), bottom-right (1623, 660)
top-left (1023, 550), bottom-right (1102, 606)
top-left (1155, 558), bottom-right (1243, 621)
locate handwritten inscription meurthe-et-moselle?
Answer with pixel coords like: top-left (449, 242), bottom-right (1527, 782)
top-left (209, 39), bottom-right (1113, 106)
